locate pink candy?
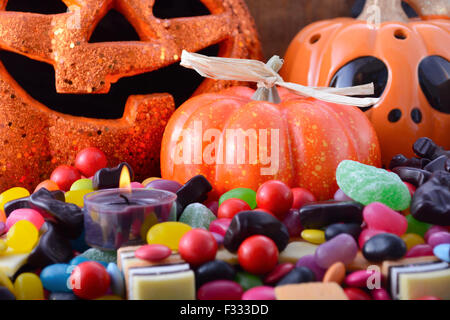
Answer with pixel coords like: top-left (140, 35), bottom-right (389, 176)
top-left (424, 226), bottom-right (449, 242)
top-left (209, 218), bottom-right (231, 237)
top-left (242, 286), bottom-right (275, 300)
top-left (197, 280), bottom-right (243, 300)
top-left (427, 232), bottom-right (450, 248)
top-left (6, 208), bottom-right (44, 231)
top-left (130, 182), bottom-right (144, 189)
top-left (405, 244), bottom-right (434, 258)
top-left (358, 229), bottom-right (384, 248)
top-left (363, 202), bottom-right (407, 236)
top-left (264, 263), bottom-right (294, 285)
top-left (345, 270), bottom-right (383, 288)
top-left (371, 288), bottom-right (391, 300)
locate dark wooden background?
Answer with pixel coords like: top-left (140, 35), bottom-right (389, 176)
top-left (245, 0), bottom-right (356, 58)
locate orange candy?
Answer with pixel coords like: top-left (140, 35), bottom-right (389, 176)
top-left (323, 262), bottom-right (346, 284)
top-left (0, 210), bottom-right (6, 223)
top-left (34, 180), bottom-right (59, 193)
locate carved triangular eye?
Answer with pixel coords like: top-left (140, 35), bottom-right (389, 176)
top-left (6, 0), bottom-right (67, 14)
top-left (329, 56), bottom-right (388, 111)
top-left (89, 10), bottom-right (140, 43)
top-left (153, 0), bottom-right (210, 19)
top-left (418, 56), bottom-right (450, 114)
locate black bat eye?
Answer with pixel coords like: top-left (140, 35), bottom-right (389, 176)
top-left (329, 56), bottom-right (388, 111)
top-left (153, 0), bottom-right (210, 19)
top-left (418, 56), bottom-right (450, 114)
top-left (6, 0), bottom-right (67, 14)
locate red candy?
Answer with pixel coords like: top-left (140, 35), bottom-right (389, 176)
top-left (217, 198), bottom-right (251, 219)
top-left (75, 147), bottom-right (108, 178)
top-left (264, 263), bottom-right (295, 285)
top-left (205, 201), bottom-right (219, 216)
top-left (69, 261), bottom-right (110, 300)
top-left (403, 182), bottom-right (416, 197)
top-left (417, 296), bottom-right (442, 300)
top-left (50, 165), bottom-right (81, 192)
top-left (135, 244), bottom-right (171, 262)
top-left (405, 244), bottom-right (434, 258)
top-left (256, 180), bottom-right (293, 220)
top-left (238, 235), bottom-right (279, 275)
top-left (178, 229), bottom-right (218, 266)
top-left (371, 288), bottom-right (391, 300)
top-left (344, 287), bottom-right (372, 300)
top-left (363, 202), bottom-right (408, 236)
top-left (6, 208), bottom-right (44, 231)
top-left (345, 270), bottom-right (382, 288)
top-left (209, 219), bottom-right (231, 237)
top-left (291, 188), bottom-right (316, 209)
top-left (197, 280), bottom-right (243, 300)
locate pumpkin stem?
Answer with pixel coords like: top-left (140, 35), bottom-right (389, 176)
top-left (358, 0), bottom-right (409, 23)
top-left (250, 56), bottom-right (283, 104)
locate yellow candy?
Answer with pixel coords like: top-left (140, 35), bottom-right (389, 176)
top-left (142, 177), bottom-right (160, 186)
top-left (401, 233), bottom-right (425, 250)
top-left (0, 187), bottom-right (30, 212)
top-left (65, 189), bottom-right (93, 207)
top-left (95, 295), bottom-right (123, 300)
top-left (0, 239), bottom-right (7, 253)
top-left (147, 222), bottom-right (192, 250)
top-left (0, 269), bottom-right (15, 297)
top-left (6, 220), bottom-right (38, 253)
top-left (14, 273), bottom-right (44, 300)
top-left (301, 229), bottom-right (326, 245)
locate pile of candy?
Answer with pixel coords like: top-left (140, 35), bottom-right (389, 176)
top-left (0, 138), bottom-right (448, 300)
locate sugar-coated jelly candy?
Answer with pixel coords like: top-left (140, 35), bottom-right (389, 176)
top-left (64, 190), bottom-right (92, 207)
top-left (276, 266), bottom-right (315, 286)
top-left (242, 286), bottom-right (276, 300)
top-left (146, 222), bottom-right (192, 250)
top-left (362, 233), bottom-right (407, 261)
top-left (413, 137), bottom-right (449, 161)
top-left (6, 208), bottom-right (44, 231)
top-left (179, 203), bottom-right (216, 230)
top-left (80, 248), bottom-right (117, 264)
top-left (0, 187), bottom-right (30, 212)
top-left (209, 218), bottom-right (231, 237)
top-left (363, 202), bottom-right (408, 236)
top-left (107, 263), bottom-right (125, 298)
top-left (224, 211), bottom-right (289, 252)
top-left (92, 162), bottom-right (134, 190)
top-left (48, 292), bottom-right (78, 300)
top-left (301, 229), bottom-right (325, 244)
top-left (264, 263), bottom-right (295, 285)
top-left (401, 233), bottom-right (425, 250)
top-left (175, 175), bottom-right (212, 218)
top-left (144, 179), bottom-right (182, 193)
top-left (391, 167), bottom-right (431, 187)
top-left (406, 215), bottom-right (431, 237)
top-left (219, 188), bottom-right (257, 209)
top-left (238, 235), bottom-right (278, 275)
top-left (235, 271), bottom-right (263, 291)
top-left (405, 244), bottom-right (434, 258)
top-left (299, 201), bottom-right (363, 229)
top-left (424, 155), bottom-right (449, 173)
top-left (315, 234), bottom-right (358, 269)
top-left (282, 209), bottom-right (303, 237)
top-left (6, 220), bottom-right (38, 253)
top-left (428, 232), bottom-right (450, 248)
top-left (433, 244), bottom-right (450, 262)
top-left (325, 223), bottom-right (362, 241)
top-left (40, 263), bottom-right (72, 293)
top-left (197, 280), bottom-right (243, 300)
top-left (70, 261), bottom-right (110, 300)
top-left (14, 273), bottom-right (44, 300)
top-left (0, 286), bottom-right (15, 300)
top-left (70, 178), bottom-right (93, 191)
top-left (336, 160), bottom-right (411, 211)
top-left (295, 255), bottom-right (326, 281)
top-left (411, 171), bottom-right (450, 226)
top-left (195, 260), bottom-right (236, 288)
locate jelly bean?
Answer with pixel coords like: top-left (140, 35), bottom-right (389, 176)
top-left (205, 200), bottom-right (219, 216)
top-left (0, 187), bottom-right (30, 212)
top-left (65, 190), bottom-right (92, 208)
top-left (405, 244), bottom-right (434, 258)
top-left (50, 165), bottom-right (81, 192)
top-left (0, 286), bottom-right (15, 300)
top-left (401, 233), bottom-right (425, 250)
top-left (107, 263), bottom-right (125, 298)
top-left (301, 229), bottom-right (325, 244)
top-left (389, 154), bottom-right (428, 170)
top-left (391, 167), bottom-right (431, 187)
top-left (344, 270), bottom-right (382, 288)
top-left (175, 175), bottom-right (212, 218)
top-left (291, 188), bottom-right (316, 209)
top-left (235, 271), bottom-right (263, 291)
top-left (34, 180), bottom-right (59, 193)
top-left (371, 288), bottom-right (391, 300)
top-left (197, 280), bottom-right (243, 300)
top-left (276, 266), bottom-right (315, 286)
top-left (211, 232), bottom-right (224, 246)
top-left (48, 292), bottom-right (78, 300)
top-left (142, 177), bottom-right (160, 185)
top-left (295, 255), bottom-right (326, 281)
top-left (363, 202), bottom-right (408, 236)
top-left (40, 263), bottom-right (72, 293)
top-left (6, 208), bottom-right (44, 231)
top-left (178, 229), bottom-right (218, 266)
top-left (242, 286), bottom-right (276, 300)
top-left (224, 211), bottom-right (289, 252)
top-left (362, 233), bottom-right (407, 261)
top-left (256, 180), bottom-right (293, 219)
top-left (282, 209), bottom-right (303, 238)
top-left (406, 215), bottom-right (431, 237)
top-left (424, 155), bottom-right (449, 172)
top-left (413, 137), bottom-right (449, 160)
top-left (144, 179), bottom-right (182, 193)
top-left (219, 188), bottom-right (257, 209)
top-left (428, 232), bottom-right (450, 248)
top-left (358, 229), bottom-right (384, 248)
top-left (130, 182), bottom-right (144, 189)
top-left (0, 210), bottom-right (5, 224)
top-left (264, 263), bottom-right (295, 285)
top-left (218, 198), bottom-right (251, 220)
top-left (0, 239), bottom-right (6, 253)
top-left (299, 201), bottom-right (363, 229)
top-left (3, 197), bottom-right (30, 217)
top-left (433, 244), bottom-right (450, 262)
top-left (135, 244), bottom-right (172, 262)
top-left (336, 160), bottom-right (411, 211)
top-left (238, 235), bottom-right (278, 275)
top-left (75, 147), bottom-right (108, 178)
top-left (70, 179), bottom-right (93, 191)
top-left (179, 203), bottom-right (216, 230)
top-left (424, 226), bottom-right (449, 242)
top-left (0, 269), bottom-right (15, 297)
top-left (279, 242), bottom-right (318, 264)
top-left (6, 220), bottom-right (38, 253)
top-left (0, 222), bottom-right (5, 236)
top-left (333, 189), bottom-right (353, 202)
top-left (209, 218), bottom-right (231, 237)
top-left (315, 234), bottom-right (358, 269)
top-left (323, 262), bottom-right (345, 284)
top-left (417, 296), bottom-right (442, 300)
top-left (70, 261), bottom-right (110, 300)
top-left (325, 223), bottom-right (362, 241)
top-left (411, 171), bottom-right (450, 225)
top-left (195, 260), bottom-right (236, 288)
top-left (92, 162), bottom-right (134, 190)
top-left (344, 287), bottom-right (372, 300)
top-left (14, 273), bottom-right (44, 300)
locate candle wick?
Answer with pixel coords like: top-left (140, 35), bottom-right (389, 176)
top-left (120, 194), bottom-right (131, 205)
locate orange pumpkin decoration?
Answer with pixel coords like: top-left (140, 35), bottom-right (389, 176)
top-left (0, 0), bottom-right (262, 191)
top-left (281, 0), bottom-right (450, 166)
top-left (161, 53), bottom-right (381, 200)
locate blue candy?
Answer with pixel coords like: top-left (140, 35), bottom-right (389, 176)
top-left (107, 263), bottom-right (125, 298)
top-left (40, 263), bottom-right (73, 293)
top-left (433, 244), bottom-right (450, 262)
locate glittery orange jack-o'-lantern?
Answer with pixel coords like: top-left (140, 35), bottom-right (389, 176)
top-left (281, 0), bottom-right (450, 166)
top-left (0, 0), bottom-right (262, 191)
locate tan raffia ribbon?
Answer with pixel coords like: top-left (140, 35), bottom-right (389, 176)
top-left (180, 50), bottom-right (380, 108)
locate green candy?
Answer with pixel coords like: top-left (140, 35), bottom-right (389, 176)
top-left (336, 160), bottom-right (411, 211)
top-left (235, 271), bottom-right (263, 291)
top-left (70, 178), bottom-right (93, 191)
top-left (406, 215), bottom-right (431, 237)
top-left (81, 248), bottom-right (117, 263)
top-left (219, 188), bottom-right (257, 209)
top-left (179, 203), bottom-right (216, 229)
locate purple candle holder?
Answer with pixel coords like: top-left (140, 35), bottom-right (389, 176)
top-left (83, 188), bottom-right (177, 250)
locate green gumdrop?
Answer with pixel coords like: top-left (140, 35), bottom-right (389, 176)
top-left (235, 271), bottom-right (263, 291)
top-left (70, 179), bottom-right (93, 191)
top-left (179, 203), bottom-right (216, 229)
top-left (219, 188), bottom-right (257, 209)
top-left (406, 215), bottom-right (431, 237)
top-left (81, 248), bottom-right (117, 263)
top-left (336, 160), bottom-right (411, 211)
